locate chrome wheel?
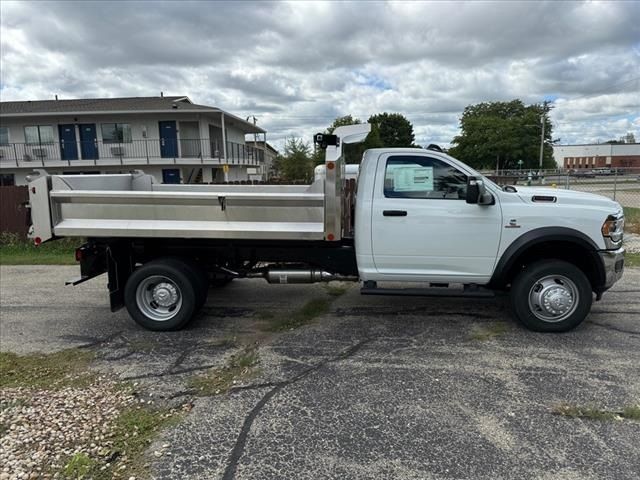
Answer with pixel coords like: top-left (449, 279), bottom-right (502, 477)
top-left (528, 275), bottom-right (579, 323)
top-left (135, 275), bottom-right (182, 322)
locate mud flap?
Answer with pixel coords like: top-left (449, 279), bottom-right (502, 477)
top-left (66, 243), bottom-right (107, 286)
top-left (107, 242), bottom-right (134, 312)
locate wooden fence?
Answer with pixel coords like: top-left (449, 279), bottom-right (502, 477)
top-left (0, 186), bottom-right (30, 238)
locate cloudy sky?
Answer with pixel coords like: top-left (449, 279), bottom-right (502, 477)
top-left (1, 0), bottom-right (639, 149)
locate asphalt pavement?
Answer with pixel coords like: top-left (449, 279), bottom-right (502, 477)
top-left (1, 265), bottom-right (639, 480)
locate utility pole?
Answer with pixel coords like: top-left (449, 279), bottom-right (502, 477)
top-left (538, 113), bottom-right (545, 170)
top-left (247, 115), bottom-right (260, 176)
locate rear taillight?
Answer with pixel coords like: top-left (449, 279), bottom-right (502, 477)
top-left (75, 248), bottom-right (83, 262)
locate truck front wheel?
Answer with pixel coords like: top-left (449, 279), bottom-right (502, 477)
top-left (124, 259), bottom-right (198, 331)
top-left (510, 260), bottom-right (592, 332)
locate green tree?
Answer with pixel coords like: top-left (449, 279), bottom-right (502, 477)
top-left (620, 132), bottom-right (636, 144)
top-left (368, 112), bottom-right (415, 148)
top-left (448, 100), bottom-right (555, 170)
top-left (275, 137), bottom-right (313, 182)
top-left (327, 115), bottom-right (362, 134)
top-left (314, 112), bottom-right (416, 165)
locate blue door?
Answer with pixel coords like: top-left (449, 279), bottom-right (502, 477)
top-left (78, 124), bottom-right (99, 160)
top-left (162, 168), bottom-right (181, 184)
top-left (159, 121), bottom-right (178, 158)
top-left (58, 124), bottom-right (78, 161)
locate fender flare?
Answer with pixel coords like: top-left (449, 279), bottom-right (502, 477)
top-left (489, 227), bottom-right (605, 289)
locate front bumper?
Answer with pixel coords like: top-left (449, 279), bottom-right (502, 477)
top-left (598, 247), bottom-right (625, 293)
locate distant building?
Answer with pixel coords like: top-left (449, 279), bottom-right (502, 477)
top-left (242, 139), bottom-right (279, 180)
top-left (553, 143), bottom-right (640, 170)
top-left (0, 95), bottom-right (266, 185)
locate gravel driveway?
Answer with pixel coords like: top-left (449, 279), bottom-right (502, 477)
top-left (1, 265), bottom-right (639, 479)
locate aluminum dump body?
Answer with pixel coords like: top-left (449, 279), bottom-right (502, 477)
top-left (27, 124), bottom-right (372, 244)
top-left (30, 173), bottom-right (326, 241)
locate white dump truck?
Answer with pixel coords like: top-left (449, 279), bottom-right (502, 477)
top-left (27, 124), bottom-right (625, 332)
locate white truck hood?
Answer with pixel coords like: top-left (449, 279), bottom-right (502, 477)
top-left (513, 186), bottom-right (622, 212)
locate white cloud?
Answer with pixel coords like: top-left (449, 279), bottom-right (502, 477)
top-left (1, 0), bottom-right (639, 151)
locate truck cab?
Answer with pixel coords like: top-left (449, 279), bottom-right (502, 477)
top-left (354, 146), bottom-right (625, 331)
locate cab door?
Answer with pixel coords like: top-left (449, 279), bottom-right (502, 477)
top-left (370, 153), bottom-right (502, 282)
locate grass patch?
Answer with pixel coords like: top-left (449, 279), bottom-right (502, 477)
top-left (469, 322), bottom-right (509, 341)
top-left (60, 405), bottom-right (180, 480)
top-left (625, 252), bottom-right (640, 268)
top-left (323, 282), bottom-right (351, 297)
top-left (126, 339), bottom-right (159, 353)
top-left (622, 405), bottom-right (640, 420)
top-left (0, 349), bottom-right (95, 389)
top-left (0, 232), bottom-right (80, 265)
top-left (106, 406), bottom-right (180, 477)
top-left (553, 403), bottom-right (640, 421)
top-left (206, 334), bottom-right (240, 349)
top-left (623, 206), bottom-right (640, 235)
top-left (266, 298), bottom-right (331, 332)
top-left (188, 346), bottom-right (260, 396)
top-left (63, 452), bottom-right (99, 478)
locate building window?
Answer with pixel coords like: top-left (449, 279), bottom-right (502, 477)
top-left (101, 123), bottom-right (132, 143)
top-left (0, 126), bottom-right (9, 145)
top-left (0, 174), bottom-right (15, 186)
top-left (24, 125), bottom-right (54, 145)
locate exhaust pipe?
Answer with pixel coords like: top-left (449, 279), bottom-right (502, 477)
top-left (247, 269), bottom-right (357, 284)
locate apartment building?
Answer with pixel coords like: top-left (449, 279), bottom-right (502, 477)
top-left (0, 95), bottom-right (267, 185)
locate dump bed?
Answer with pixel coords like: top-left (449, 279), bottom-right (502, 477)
top-left (28, 172), bottom-right (326, 241)
top-left (27, 124), bottom-right (371, 244)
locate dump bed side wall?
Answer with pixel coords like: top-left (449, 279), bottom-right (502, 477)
top-left (43, 173), bottom-right (327, 241)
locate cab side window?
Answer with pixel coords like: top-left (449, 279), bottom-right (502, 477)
top-left (384, 155), bottom-right (467, 199)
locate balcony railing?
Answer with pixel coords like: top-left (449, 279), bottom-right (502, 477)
top-left (0, 139), bottom-right (265, 167)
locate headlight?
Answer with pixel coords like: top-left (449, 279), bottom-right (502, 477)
top-left (601, 213), bottom-right (624, 249)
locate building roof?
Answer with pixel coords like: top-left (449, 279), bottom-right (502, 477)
top-left (0, 96), bottom-right (265, 133)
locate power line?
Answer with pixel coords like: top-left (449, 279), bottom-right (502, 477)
top-left (554, 75), bottom-right (640, 103)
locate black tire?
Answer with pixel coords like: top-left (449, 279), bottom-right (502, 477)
top-left (510, 260), bottom-right (592, 332)
top-left (179, 258), bottom-right (210, 310)
top-left (124, 259), bottom-right (198, 331)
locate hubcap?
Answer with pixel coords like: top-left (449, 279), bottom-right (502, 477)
top-left (528, 275), bottom-right (579, 323)
top-left (152, 282), bottom-right (179, 307)
top-left (136, 275), bottom-right (182, 322)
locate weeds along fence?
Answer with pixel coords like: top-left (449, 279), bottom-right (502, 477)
top-left (0, 186), bottom-right (29, 238)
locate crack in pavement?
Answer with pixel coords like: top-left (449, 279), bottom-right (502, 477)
top-left (121, 364), bottom-right (219, 381)
top-left (588, 321), bottom-right (640, 336)
top-left (221, 338), bottom-right (372, 480)
top-left (60, 331), bottom-right (124, 349)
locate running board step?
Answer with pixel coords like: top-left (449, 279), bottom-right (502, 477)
top-left (360, 286), bottom-right (495, 298)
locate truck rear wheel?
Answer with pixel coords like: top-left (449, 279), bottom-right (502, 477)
top-left (124, 259), bottom-right (198, 331)
top-left (179, 258), bottom-right (210, 309)
top-left (510, 260), bottom-right (592, 332)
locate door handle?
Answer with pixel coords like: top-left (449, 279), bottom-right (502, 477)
top-left (383, 210), bottom-right (407, 217)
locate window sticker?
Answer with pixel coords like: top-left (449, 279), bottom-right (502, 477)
top-left (392, 165), bottom-right (434, 192)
